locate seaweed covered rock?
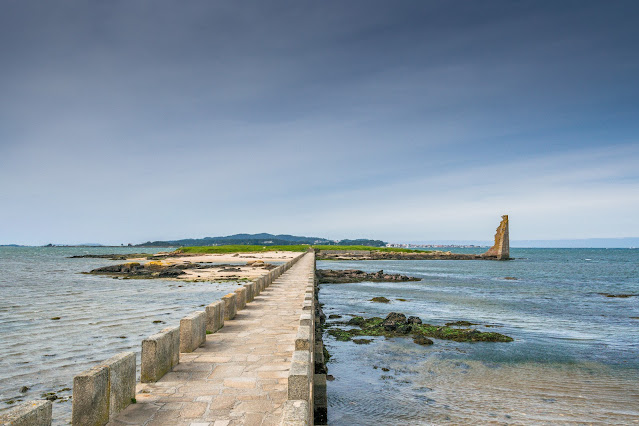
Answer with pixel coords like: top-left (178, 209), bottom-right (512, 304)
top-left (326, 312), bottom-right (513, 345)
top-left (317, 269), bottom-right (421, 284)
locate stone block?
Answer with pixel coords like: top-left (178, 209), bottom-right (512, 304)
top-left (295, 326), bottom-right (311, 351)
top-left (299, 313), bottom-right (312, 327)
top-left (180, 311), bottom-right (206, 353)
top-left (288, 351), bottom-right (311, 401)
top-left (280, 400), bottom-right (309, 426)
top-left (244, 282), bottom-right (255, 303)
top-left (141, 326), bottom-right (180, 383)
top-left (234, 287), bottom-right (247, 311)
top-left (302, 300), bottom-right (313, 311)
top-left (0, 400), bottom-right (52, 426)
top-left (205, 301), bottom-right (224, 333)
top-left (222, 293), bottom-right (237, 320)
top-left (104, 352), bottom-right (136, 418)
top-left (314, 373), bottom-right (328, 424)
top-left (72, 365), bottom-right (110, 426)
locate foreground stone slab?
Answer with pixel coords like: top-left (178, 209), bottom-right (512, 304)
top-left (0, 400), bottom-right (52, 426)
top-left (73, 365), bottom-right (110, 426)
top-left (140, 326), bottom-right (179, 383)
top-left (105, 352), bottom-right (136, 418)
top-left (180, 311), bottom-right (206, 353)
top-left (221, 292), bottom-right (237, 320)
top-left (205, 300), bottom-right (224, 333)
top-left (280, 400), bottom-right (309, 425)
top-left (234, 287), bottom-right (247, 310)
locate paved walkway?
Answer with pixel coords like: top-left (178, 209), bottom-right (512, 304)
top-left (109, 254), bottom-right (314, 426)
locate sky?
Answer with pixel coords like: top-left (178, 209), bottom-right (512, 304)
top-left (1, 1), bottom-right (638, 246)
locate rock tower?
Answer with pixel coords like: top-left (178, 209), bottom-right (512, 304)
top-left (482, 215), bottom-right (509, 260)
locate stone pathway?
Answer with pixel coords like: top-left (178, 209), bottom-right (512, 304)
top-left (109, 254), bottom-right (314, 426)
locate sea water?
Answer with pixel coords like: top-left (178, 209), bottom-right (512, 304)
top-left (319, 248), bottom-right (639, 424)
top-left (0, 246), bottom-right (240, 424)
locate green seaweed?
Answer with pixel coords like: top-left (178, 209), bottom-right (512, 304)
top-left (328, 315), bottom-right (513, 343)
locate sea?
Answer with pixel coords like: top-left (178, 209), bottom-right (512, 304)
top-left (319, 248), bottom-right (639, 425)
top-left (0, 247), bottom-right (637, 425)
top-left (0, 246), bottom-right (241, 424)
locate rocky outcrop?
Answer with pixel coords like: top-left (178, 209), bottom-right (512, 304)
top-left (317, 251), bottom-right (485, 260)
top-left (326, 312), bottom-right (513, 343)
top-left (316, 269), bottom-right (421, 284)
top-left (482, 215), bottom-right (510, 260)
top-left (89, 262), bottom-right (188, 278)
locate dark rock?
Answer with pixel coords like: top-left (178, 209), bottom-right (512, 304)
top-left (328, 314), bottom-right (342, 319)
top-left (347, 317), bottom-right (366, 327)
top-left (370, 297), bottom-right (390, 303)
top-left (396, 324), bottom-right (413, 334)
top-left (413, 335), bottom-right (434, 345)
top-left (19, 386), bottom-right (29, 393)
top-left (445, 320), bottom-right (476, 327)
top-left (158, 268), bottom-right (185, 278)
top-left (316, 269), bottom-right (421, 284)
top-left (382, 313), bottom-right (407, 328)
top-left (599, 293), bottom-right (638, 298)
top-left (353, 339), bottom-right (373, 345)
top-left (407, 316), bottom-right (422, 324)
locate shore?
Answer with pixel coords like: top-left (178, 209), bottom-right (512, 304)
top-left (87, 250), bottom-right (298, 281)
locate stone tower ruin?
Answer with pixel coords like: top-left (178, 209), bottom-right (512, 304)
top-left (482, 215), bottom-right (510, 260)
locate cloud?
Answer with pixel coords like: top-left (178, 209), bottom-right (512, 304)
top-left (1, 1), bottom-right (638, 244)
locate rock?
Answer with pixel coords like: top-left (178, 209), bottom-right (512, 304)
top-left (482, 215), bottom-right (510, 260)
top-left (413, 335), bottom-right (434, 345)
top-left (407, 316), bottom-right (422, 324)
top-left (347, 317), bottom-right (366, 326)
top-left (316, 269), bottom-right (421, 284)
top-left (599, 293), bottom-right (638, 298)
top-left (503, 276), bottom-right (518, 280)
top-left (445, 320), bottom-right (476, 327)
top-left (328, 314), bottom-right (342, 319)
top-left (382, 313), bottom-right (407, 328)
top-left (19, 386), bottom-right (29, 393)
top-left (396, 324), bottom-right (413, 334)
top-left (353, 339), bottom-right (373, 345)
top-left (370, 297), bottom-right (390, 303)
top-left (158, 268), bottom-right (185, 278)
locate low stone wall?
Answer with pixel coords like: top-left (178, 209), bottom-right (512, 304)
top-left (141, 326), bottom-right (180, 383)
top-left (0, 400), bottom-right (52, 426)
top-left (180, 311), bottom-right (206, 353)
top-left (284, 251), bottom-right (317, 424)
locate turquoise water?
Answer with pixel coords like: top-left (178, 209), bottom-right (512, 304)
top-left (320, 248), bottom-right (639, 424)
top-left (0, 247), bottom-right (239, 424)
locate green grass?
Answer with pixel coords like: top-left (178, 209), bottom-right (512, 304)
top-left (312, 245), bottom-right (425, 253)
top-left (179, 245), bottom-right (309, 254)
top-left (179, 244), bottom-right (425, 254)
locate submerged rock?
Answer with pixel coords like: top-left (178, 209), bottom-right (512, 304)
top-left (599, 293), bottom-right (638, 298)
top-left (413, 335), bottom-right (434, 345)
top-left (370, 297), bottom-right (390, 303)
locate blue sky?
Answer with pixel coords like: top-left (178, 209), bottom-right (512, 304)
top-left (1, 1), bottom-right (638, 245)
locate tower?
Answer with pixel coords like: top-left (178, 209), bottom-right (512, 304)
top-left (482, 215), bottom-right (509, 260)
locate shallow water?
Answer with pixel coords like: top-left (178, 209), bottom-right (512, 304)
top-left (0, 247), bottom-right (240, 424)
top-left (320, 248), bottom-right (639, 425)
